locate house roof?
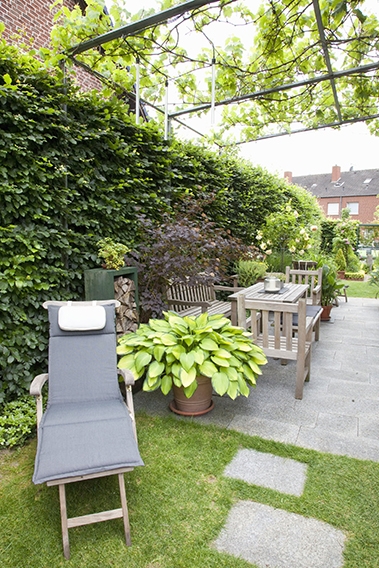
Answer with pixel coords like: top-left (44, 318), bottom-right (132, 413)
top-left (292, 168), bottom-right (379, 198)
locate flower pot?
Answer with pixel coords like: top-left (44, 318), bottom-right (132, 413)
top-left (170, 375), bottom-right (214, 416)
top-left (337, 271), bottom-right (345, 279)
top-left (321, 304), bottom-right (333, 321)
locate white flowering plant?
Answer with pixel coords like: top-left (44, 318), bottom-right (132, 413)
top-left (256, 202), bottom-right (319, 260)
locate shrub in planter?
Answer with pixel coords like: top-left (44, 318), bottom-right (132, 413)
top-left (117, 311), bottom-right (267, 402)
top-left (97, 238), bottom-right (130, 270)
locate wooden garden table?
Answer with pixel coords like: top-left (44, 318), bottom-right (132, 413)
top-left (229, 282), bottom-right (309, 326)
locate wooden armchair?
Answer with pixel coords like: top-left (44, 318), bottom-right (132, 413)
top-left (285, 266), bottom-right (323, 341)
top-left (237, 296), bottom-right (313, 399)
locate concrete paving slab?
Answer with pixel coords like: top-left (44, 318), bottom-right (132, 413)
top-left (213, 501), bottom-right (346, 568)
top-left (224, 449), bottom-right (307, 496)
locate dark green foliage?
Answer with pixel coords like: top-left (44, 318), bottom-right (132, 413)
top-left (0, 43), bottom-right (172, 400)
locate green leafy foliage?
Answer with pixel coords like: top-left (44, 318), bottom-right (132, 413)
top-left (235, 259), bottom-right (268, 287)
top-left (117, 311), bottom-right (267, 400)
top-left (0, 395), bottom-right (36, 447)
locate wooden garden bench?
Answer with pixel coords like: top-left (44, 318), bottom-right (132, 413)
top-left (166, 280), bottom-right (243, 321)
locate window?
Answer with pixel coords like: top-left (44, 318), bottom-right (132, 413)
top-left (327, 203), bottom-right (339, 216)
top-left (347, 202), bottom-right (359, 215)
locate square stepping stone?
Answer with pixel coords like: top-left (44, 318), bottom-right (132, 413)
top-left (224, 449), bottom-right (307, 496)
top-left (213, 501), bottom-right (346, 568)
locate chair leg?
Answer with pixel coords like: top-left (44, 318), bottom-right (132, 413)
top-left (314, 318), bottom-right (320, 341)
top-left (118, 473), bottom-right (131, 546)
top-left (58, 484), bottom-right (70, 560)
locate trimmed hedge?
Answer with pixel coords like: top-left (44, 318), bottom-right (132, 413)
top-left (0, 41), bottom-right (321, 401)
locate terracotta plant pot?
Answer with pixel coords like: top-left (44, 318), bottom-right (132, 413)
top-left (170, 375), bottom-right (214, 416)
top-left (337, 271), bottom-right (345, 279)
top-left (321, 304), bottom-right (333, 321)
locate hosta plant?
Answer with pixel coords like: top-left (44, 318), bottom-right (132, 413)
top-left (117, 311), bottom-right (267, 399)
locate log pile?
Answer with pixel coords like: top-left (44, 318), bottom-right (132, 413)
top-left (114, 276), bottom-right (138, 335)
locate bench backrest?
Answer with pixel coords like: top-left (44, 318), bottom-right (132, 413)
top-left (285, 266), bottom-right (322, 305)
top-left (237, 296), bottom-right (308, 361)
top-left (166, 281), bottom-right (216, 312)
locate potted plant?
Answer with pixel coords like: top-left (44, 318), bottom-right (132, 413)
top-left (321, 264), bottom-right (344, 321)
top-left (334, 248), bottom-right (347, 279)
top-left (97, 237), bottom-right (130, 270)
top-left (117, 311), bottom-right (267, 415)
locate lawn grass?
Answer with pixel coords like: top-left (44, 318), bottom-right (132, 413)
top-left (1, 414), bottom-right (379, 567)
top-left (341, 278), bottom-right (378, 298)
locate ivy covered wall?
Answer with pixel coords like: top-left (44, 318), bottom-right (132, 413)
top-left (0, 41), bottom-right (321, 401)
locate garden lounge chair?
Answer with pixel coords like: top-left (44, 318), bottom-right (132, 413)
top-left (30, 300), bottom-right (143, 559)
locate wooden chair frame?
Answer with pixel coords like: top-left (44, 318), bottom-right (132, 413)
top-left (285, 266), bottom-right (323, 341)
top-left (237, 296), bottom-right (313, 399)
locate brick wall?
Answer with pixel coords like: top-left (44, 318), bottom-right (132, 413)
top-left (318, 195), bottom-right (379, 223)
top-left (1, 0), bottom-right (77, 48)
top-left (1, 0), bottom-right (102, 90)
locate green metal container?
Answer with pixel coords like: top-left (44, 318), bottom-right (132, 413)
top-left (84, 267), bottom-right (139, 307)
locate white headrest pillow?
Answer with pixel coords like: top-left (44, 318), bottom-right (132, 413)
top-left (58, 302), bottom-right (107, 331)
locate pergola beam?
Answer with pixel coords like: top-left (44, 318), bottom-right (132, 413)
top-left (311, 0), bottom-right (342, 122)
top-left (169, 61), bottom-right (379, 119)
top-left (67, 0), bottom-right (220, 56)
top-left (229, 113), bottom-right (379, 146)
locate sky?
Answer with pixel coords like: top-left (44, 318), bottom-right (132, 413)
top-left (238, 123), bottom-right (379, 178)
top-left (105, 0), bottom-right (379, 178)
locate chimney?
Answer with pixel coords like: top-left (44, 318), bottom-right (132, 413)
top-left (284, 171), bottom-right (292, 183)
top-left (332, 165), bottom-right (341, 182)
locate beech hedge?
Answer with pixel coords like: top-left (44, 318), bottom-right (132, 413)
top-left (0, 41), bottom-right (320, 401)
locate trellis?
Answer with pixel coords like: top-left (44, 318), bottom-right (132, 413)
top-left (62, 0), bottom-right (379, 147)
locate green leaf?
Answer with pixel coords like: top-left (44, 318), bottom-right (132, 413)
top-left (171, 344), bottom-right (186, 359)
top-left (135, 351), bottom-right (152, 373)
top-left (153, 345), bottom-right (166, 362)
top-left (148, 360), bottom-right (165, 378)
top-left (180, 366), bottom-right (197, 387)
top-left (183, 380), bottom-right (198, 398)
top-left (211, 355), bottom-right (230, 367)
top-left (179, 352), bottom-right (195, 372)
top-left (212, 372), bottom-right (229, 396)
top-left (161, 334), bottom-right (177, 346)
top-left (200, 338), bottom-right (219, 351)
top-left (199, 360), bottom-right (218, 377)
top-left (161, 374), bottom-right (173, 395)
top-left (213, 348), bottom-right (231, 359)
top-left (118, 354), bottom-right (136, 369)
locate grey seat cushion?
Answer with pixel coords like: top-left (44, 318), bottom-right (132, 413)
top-left (32, 302), bottom-right (144, 484)
top-left (292, 305), bottom-right (322, 326)
top-left (33, 398), bottom-right (143, 484)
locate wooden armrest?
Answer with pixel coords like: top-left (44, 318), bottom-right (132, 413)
top-left (118, 368), bottom-right (135, 386)
top-left (312, 284), bottom-right (322, 294)
top-left (166, 298), bottom-right (211, 308)
top-left (30, 373), bottom-right (49, 430)
top-left (30, 373), bottom-right (49, 396)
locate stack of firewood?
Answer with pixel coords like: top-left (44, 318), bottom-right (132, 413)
top-left (114, 275), bottom-right (138, 335)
